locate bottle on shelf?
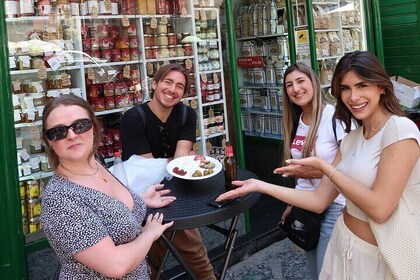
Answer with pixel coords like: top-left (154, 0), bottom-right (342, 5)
top-left (112, 151), bottom-right (128, 186)
top-left (224, 141), bottom-right (237, 191)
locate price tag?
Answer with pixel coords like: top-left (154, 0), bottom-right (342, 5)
top-left (20, 149), bottom-right (31, 162)
top-left (88, 67), bottom-right (95, 80)
top-left (12, 80), bottom-right (21, 92)
top-left (206, 142), bottom-right (212, 154)
top-left (181, 7), bottom-right (188, 17)
top-left (160, 16), bottom-right (168, 25)
top-left (200, 10), bottom-right (207, 21)
top-left (104, 0), bottom-right (112, 11)
top-left (201, 73), bottom-right (208, 83)
top-left (150, 17), bottom-right (158, 29)
top-left (163, 60), bottom-right (170, 65)
top-left (22, 56), bottom-right (31, 68)
top-left (193, 142), bottom-right (200, 155)
top-left (182, 99), bottom-right (190, 106)
top-left (211, 9), bottom-right (217, 20)
top-left (9, 57), bottom-right (16, 69)
top-left (61, 72), bottom-right (71, 87)
top-left (123, 65), bottom-right (131, 78)
top-left (9, 47), bottom-right (16, 56)
top-left (185, 58), bottom-right (193, 70)
top-left (122, 15), bottom-right (130, 27)
top-left (208, 108), bottom-right (214, 118)
top-left (45, 55), bottom-right (61, 71)
top-left (38, 64), bottom-right (47, 80)
top-left (31, 127), bottom-right (41, 141)
top-left (213, 73), bottom-right (219, 83)
top-left (194, 10), bottom-right (199, 20)
top-left (64, 6), bottom-right (72, 20)
top-left (147, 62), bottom-right (154, 76)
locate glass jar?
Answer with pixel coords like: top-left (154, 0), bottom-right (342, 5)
top-left (5, 1), bottom-right (19, 18)
top-left (26, 180), bottom-right (40, 200)
top-left (167, 33), bottom-right (177, 45)
top-left (35, 0), bottom-right (51, 16)
top-left (69, 0), bottom-right (80, 16)
top-left (21, 199), bottom-right (28, 217)
top-left (19, 182), bottom-right (26, 200)
top-left (29, 216), bottom-right (41, 233)
top-left (156, 34), bottom-right (168, 46)
top-left (144, 35), bottom-right (154, 47)
top-left (20, 0), bottom-right (35, 16)
top-left (182, 44), bottom-right (193, 56)
top-left (40, 156), bottom-right (52, 172)
top-left (28, 198), bottom-right (41, 218)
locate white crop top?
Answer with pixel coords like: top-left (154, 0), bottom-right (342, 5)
top-left (337, 116), bottom-right (420, 222)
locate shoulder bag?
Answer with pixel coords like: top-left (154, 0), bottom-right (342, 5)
top-left (368, 183), bottom-right (420, 280)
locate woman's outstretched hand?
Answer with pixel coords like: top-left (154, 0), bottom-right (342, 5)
top-left (215, 178), bottom-right (260, 202)
top-left (141, 184), bottom-right (176, 208)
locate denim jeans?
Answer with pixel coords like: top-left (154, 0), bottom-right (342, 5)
top-left (305, 202), bottom-right (345, 279)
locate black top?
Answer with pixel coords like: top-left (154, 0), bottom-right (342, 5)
top-left (120, 102), bottom-right (197, 160)
top-left (148, 169), bottom-right (261, 231)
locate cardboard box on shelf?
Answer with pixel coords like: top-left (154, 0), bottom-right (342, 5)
top-left (391, 76), bottom-right (420, 108)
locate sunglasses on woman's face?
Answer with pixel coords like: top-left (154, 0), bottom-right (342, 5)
top-left (45, 118), bottom-right (93, 141)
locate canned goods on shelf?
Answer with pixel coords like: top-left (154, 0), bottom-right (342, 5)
top-left (26, 180), bottom-right (40, 200)
top-left (27, 198), bottom-right (41, 218)
top-left (21, 199), bottom-right (28, 218)
top-left (29, 216), bottom-right (41, 233)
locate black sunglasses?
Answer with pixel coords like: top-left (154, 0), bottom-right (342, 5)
top-left (45, 118), bottom-right (93, 141)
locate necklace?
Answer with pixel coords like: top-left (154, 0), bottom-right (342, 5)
top-left (59, 162), bottom-right (108, 183)
top-left (364, 115), bottom-right (389, 139)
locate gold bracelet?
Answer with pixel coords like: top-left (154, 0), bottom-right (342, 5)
top-left (328, 168), bottom-right (338, 180)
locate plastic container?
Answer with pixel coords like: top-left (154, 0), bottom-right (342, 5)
top-left (112, 151), bottom-right (128, 186)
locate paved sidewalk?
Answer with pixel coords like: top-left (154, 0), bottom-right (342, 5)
top-left (225, 239), bottom-right (312, 280)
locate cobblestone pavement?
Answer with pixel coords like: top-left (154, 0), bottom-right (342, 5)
top-left (225, 239), bottom-right (312, 280)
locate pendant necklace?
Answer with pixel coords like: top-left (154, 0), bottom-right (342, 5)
top-left (59, 162), bottom-right (108, 183)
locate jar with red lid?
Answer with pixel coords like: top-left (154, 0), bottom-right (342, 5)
top-left (144, 35), bottom-right (154, 47)
top-left (103, 83), bottom-right (115, 96)
top-left (88, 84), bottom-right (101, 98)
top-left (130, 48), bottom-right (139, 60)
top-left (127, 23), bottom-right (137, 36)
top-left (120, 49), bottom-right (131, 61)
top-left (105, 96), bottom-right (115, 110)
top-left (91, 97), bottom-right (105, 112)
top-left (20, 0), bottom-right (35, 16)
top-left (114, 95), bottom-right (125, 108)
top-left (108, 25), bottom-right (119, 39)
top-left (100, 49), bottom-right (111, 61)
top-left (129, 36), bottom-right (138, 48)
top-left (100, 37), bottom-right (113, 49)
top-left (117, 36), bottom-right (130, 49)
top-left (167, 33), bottom-right (177, 45)
top-left (110, 49), bottom-right (121, 62)
top-left (82, 38), bottom-right (91, 51)
top-left (144, 47), bottom-right (154, 59)
top-left (182, 44), bottom-right (193, 56)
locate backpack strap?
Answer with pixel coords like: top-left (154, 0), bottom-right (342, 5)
top-left (134, 104), bottom-right (147, 128)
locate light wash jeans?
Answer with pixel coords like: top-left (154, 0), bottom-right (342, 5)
top-left (305, 202), bottom-right (345, 279)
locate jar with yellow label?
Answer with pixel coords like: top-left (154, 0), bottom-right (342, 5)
top-left (19, 182), bottom-right (26, 200)
top-left (28, 198), bottom-right (41, 218)
top-left (29, 216), bottom-right (41, 233)
top-left (26, 180), bottom-right (40, 200)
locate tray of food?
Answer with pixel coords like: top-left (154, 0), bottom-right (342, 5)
top-left (167, 155), bottom-right (222, 180)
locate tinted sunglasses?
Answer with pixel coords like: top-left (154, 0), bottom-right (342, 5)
top-left (45, 118), bottom-right (93, 141)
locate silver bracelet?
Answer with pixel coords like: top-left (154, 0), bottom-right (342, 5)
top-left (328, 168), bottom-right (338, 180)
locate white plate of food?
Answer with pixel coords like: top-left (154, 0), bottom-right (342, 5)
top-left (167, 155), bottom-right (222, 180)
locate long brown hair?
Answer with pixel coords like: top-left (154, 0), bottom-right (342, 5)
top-left (42, 95), bottom-right (102, 171)
top-left (282, 63), bottom-right (328, 162)
top-left (331, 51), bottom-right (404, 132)
top-left (151, 63), bottom-right (191, 97)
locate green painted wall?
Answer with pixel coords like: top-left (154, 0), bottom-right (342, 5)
top-left (380, 0), bottom-right (420, 82)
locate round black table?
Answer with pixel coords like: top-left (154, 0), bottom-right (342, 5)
top-left (148, 168), bottom-right (260, 280)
